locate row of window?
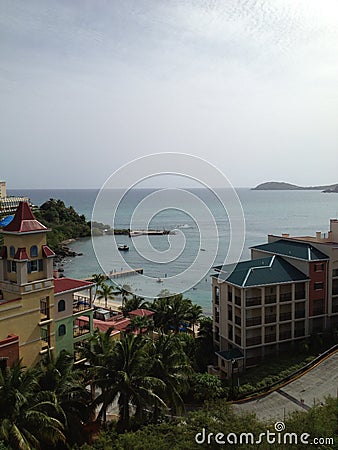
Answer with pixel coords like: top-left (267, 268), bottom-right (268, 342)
top-left (7, 259), bottom-right (44, 273)
top-left (9, 245), bottom-right (38, 258)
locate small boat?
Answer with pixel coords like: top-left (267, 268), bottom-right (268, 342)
top-left (200, 248), bottom-right (206, 252)
top-left (156, 278), bottom-right (163, 283)
top-left (118, 244), bottom-right (129, 251)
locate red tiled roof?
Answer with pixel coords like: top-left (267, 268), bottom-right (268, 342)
top-left (0, 246), bottom-right (7, 259)
top-left (13, 247), bottom-right (29, 260)
top-left (3, 202), bottom-right (47, 233)
top-left (42, 245), bottom-right (55, 258)
top-left (129, 308), bottom-right (154, 317)
top-left (77, 316), bottom-right (129, 334)
top-left (54, 277), bottom-right (94, 294)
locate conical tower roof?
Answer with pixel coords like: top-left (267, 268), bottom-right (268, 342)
top-left (3, 201), bottom-right (48, 233)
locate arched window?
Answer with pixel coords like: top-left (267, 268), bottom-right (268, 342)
top-left (58, 299), bottom-right (66, 312)
top-left (10, 246), bottom-right (15, 258)
top-left (58, 324), bottom-right (66, 336)
top-left (30, 245), bottom-right (38, 257)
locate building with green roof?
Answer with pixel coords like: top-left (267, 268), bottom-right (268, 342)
top-left (211, 220), bottom-right (338, 378)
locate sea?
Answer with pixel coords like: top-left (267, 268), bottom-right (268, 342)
top-left (9, 188), bottom-right (338, 315)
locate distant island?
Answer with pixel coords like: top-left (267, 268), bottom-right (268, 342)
top-left (252, 181), bottom-right (338, 192)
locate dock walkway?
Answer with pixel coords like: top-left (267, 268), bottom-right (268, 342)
top-left (109, 268), bottom-right (143, 278)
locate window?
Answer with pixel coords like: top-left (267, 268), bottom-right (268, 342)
top-left (58, 299), bottom-right (66, 312)
top-left (10, 246), bottom-right (15, 257)
top-left (58, 324), bottom-right (66, 336)
top-left (333, 268), bottom-right (338, 277)
top-left (11, 261), bottom-right (16, 272)
top-left (28, 260), bottom-right (38, 273)
top-left (314, 282), bottom-right (324, 291)
top-left (38, 259), bottom-right (43, 271)
top-left (40, 298), bottom-right (48, 316)
top-left (314, 263), bottom-right (324, 272)
top-left (6, 260), bottom-right (11, 273)
top-left (30, 245), bottom-right (38, 257)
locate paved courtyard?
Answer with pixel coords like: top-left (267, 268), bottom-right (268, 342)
top-left (232, 351), bottom-right (338, 422)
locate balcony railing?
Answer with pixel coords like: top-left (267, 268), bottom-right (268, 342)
top-left (265, 295), bottom-right (276, 304)
top-left (264, 333), bottom-right (276, 343)
top-left (73, 300), bottom-right (92, 314)
top-left (265, 314), bottom-right (276, 324)
top-left (246, 317), bottom-right (262, 327)
top-left (294, 328), bottom-right (305, 337)
top-left (246, 336), bottom-right (261, 346)
top-left (246, 296), bottom-right (261, 307)
top-left (295, 291), bottom-right (305, 300)
top-left (280, 293), bottom-right (292, 302)
top-left (280, 312), bottom-right (292, 321)
top-left (279, 331), bottom-right (292, 340)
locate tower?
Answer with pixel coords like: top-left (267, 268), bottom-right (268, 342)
top-left (0, 202), bottom-right (55, 366)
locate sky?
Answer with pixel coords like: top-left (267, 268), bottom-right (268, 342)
top-left (1, 0), bottom-right (338, 189)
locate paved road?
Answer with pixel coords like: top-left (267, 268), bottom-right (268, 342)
top-left (232, 352), bottom-right (338, 422)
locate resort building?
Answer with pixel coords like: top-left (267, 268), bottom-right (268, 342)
top-left (54, 277), bottom-right (94, 357)
top-left (212, 219), bottom-right (338, 378)
top-left (0, 180), bottom-right (30, 216)
top-left (0, 201), bottom-right (95, 367)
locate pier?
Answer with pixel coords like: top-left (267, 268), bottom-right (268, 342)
top-left (109, 268), bottom-right (143, 278)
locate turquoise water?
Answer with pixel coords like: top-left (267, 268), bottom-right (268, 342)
top-left (10, 189), bottom-right (338, 315)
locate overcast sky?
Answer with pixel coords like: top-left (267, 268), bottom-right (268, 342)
top-left (1, 0), bottom-right (338, 188)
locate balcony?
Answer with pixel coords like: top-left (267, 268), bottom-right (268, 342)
top-left (294, 328), bottom-right (305, 338)
top-left (265, 295), bottom-right (277, 304)
top-left (295, 291), bottom-right (305, 300)
top-left (40, 327), bottom-right (50, 351)
top-left (73, 295), bottom-right (92, 314)
top-left (73, 319), bottom-right (91, 338)
top-left (246, 336), bottom-right (261, 346)
top-left (264, 333), bottom-right (276, 343)
top-left (279, 331), bottom-right (292, 340)
top-left (265, 314), bottom-right (276, 324)
top-left (295, 310), bottom-right (305, 319)
top-left (246, 317), bottom-right (262, 327)
top-left (246, 296), bottom-right (261, 307)
top-left (280, 293), bottom-right (292, 302)
top-left (280, 312), bottom-right (292, 322)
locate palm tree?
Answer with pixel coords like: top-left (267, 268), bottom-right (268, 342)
top-left (91, 273), bottom-right (105, 303)
top-left (121, 295), bottom-right (148, 317)
top-left (115, 284), bottom-right (132, 308)
top-left (36, 350), bottom-right (92, 445)
top-left (0, 360), bottom-right (65, 450)
top-left (146, 333), bottom-right (191, 418)
top-left (151, 294), bottom-right (193, 334)
top-left (93, 334), bottom-right (165, 431)
top-left (195, 316), bottom-right (215, 371)
top-left (127, 316), bottom-right (154, 335)
top-left (187, 304), bottom-right (203, 338)
top-left (97, 282), bottom-right (115, 308)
